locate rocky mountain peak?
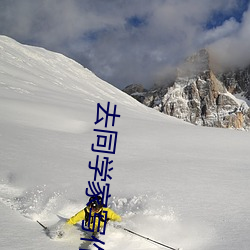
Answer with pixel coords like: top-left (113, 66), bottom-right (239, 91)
top-left (123, 49), bottom-right (250, 130)
top-left (177, 49), bottom-right (210, 78)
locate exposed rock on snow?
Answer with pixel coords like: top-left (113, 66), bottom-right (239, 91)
top-left (122, 83), bottom-right (147, 103)
top-left (217, 65), bottom-right (250, 100)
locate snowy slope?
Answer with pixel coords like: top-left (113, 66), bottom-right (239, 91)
top-left (0, 36), bottom-right (250, 250)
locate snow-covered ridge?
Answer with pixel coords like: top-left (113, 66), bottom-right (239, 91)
top-left (0, 35), bottom-right (159, 134)
top-left (0, 35), bottom-right (140, 106)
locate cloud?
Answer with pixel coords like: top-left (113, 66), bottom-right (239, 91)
top-left (0, 0), bottom-right (249, 89)
top-left (209, 4), bottom-right (250, 69)
top-left (200, 18), bottom-right (240, 45)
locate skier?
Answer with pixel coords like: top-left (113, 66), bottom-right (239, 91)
top-left (66, 195), bottom-right (122, 233)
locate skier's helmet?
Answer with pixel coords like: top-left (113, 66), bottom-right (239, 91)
top-left (88, 195), bottom-right (103, 212)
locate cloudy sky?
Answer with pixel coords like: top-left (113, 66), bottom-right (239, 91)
top-left (0, 0), bottom-right (249, 89)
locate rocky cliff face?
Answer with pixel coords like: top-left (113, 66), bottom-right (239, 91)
top-left (217, 66), bottom-right (250, 99)
top-left (123, 49), bottom-right (250, 130)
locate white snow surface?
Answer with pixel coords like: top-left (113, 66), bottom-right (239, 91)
top-left (0, 36), bottom-right (250, 250)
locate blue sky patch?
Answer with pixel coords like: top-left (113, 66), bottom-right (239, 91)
top-left (126, 15), bottom-right (147, 28)
top-left (206, 0), bottom-right (249, 29)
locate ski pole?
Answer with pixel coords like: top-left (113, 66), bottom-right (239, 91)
top-left (121, 227), bottom-right (180, 250)
top-left (37, 220), bottom-right (48, 230)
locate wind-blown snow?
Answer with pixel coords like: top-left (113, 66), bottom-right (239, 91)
top-left (0, 36), bottom-right (250, 250)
